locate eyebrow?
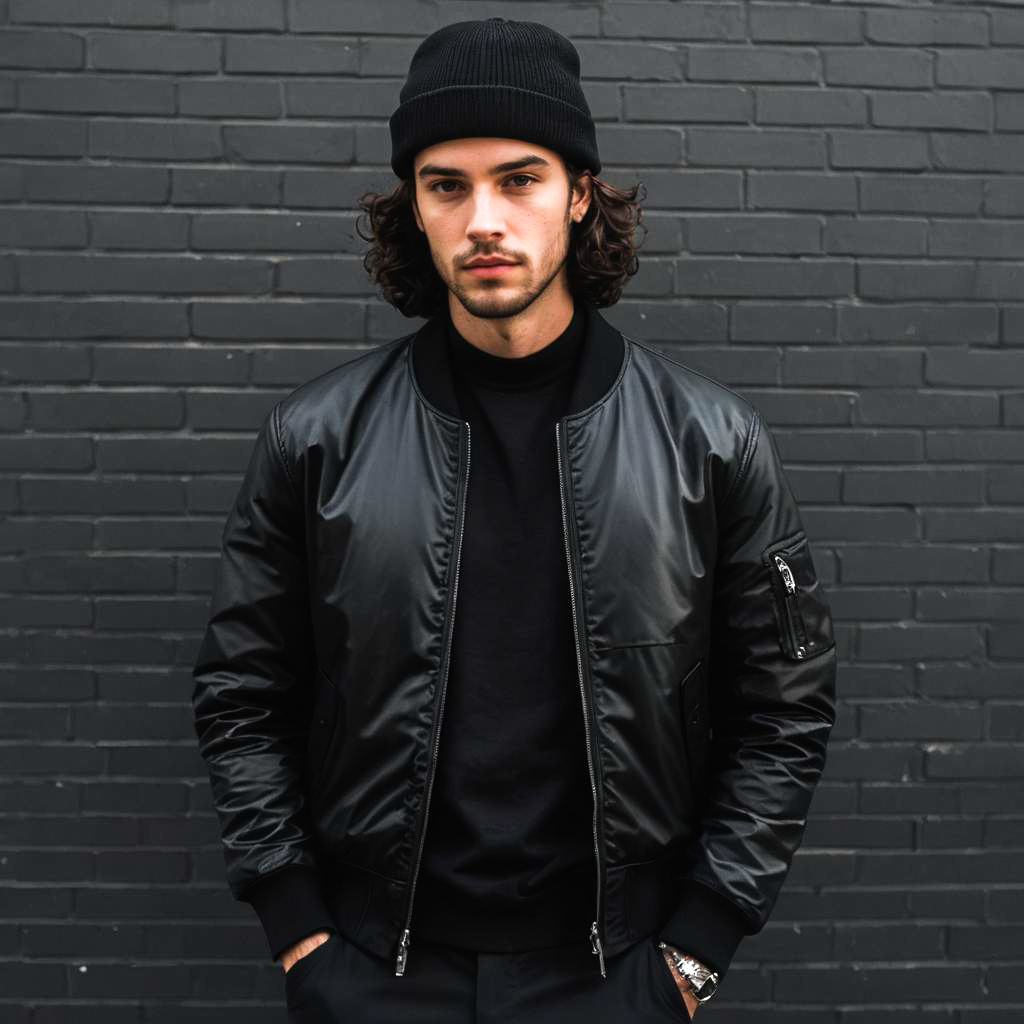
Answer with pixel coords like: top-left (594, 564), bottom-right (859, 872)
top-left (417, 155), bottom-right (552, 179)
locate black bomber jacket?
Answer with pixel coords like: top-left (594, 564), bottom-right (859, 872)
top-left (191, 298), bottom-right (838, 983)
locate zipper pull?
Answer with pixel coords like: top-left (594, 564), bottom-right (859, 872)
top-left (395, 928), bottom-right (410, 976)
top-left (774, 554), bottom-right (796, 594)
top-left (590, 920), bottom-right (606, 977)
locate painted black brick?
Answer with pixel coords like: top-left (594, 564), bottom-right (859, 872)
top-left (1, 2), bottom-right (1022, 1021)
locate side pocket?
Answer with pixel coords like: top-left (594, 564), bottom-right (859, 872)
top-left (306, 666), bottom-right (342, 795)
top-left (762, 530), bottom-right (835, 661)
top-left (678, 658), bottom-right (709, 814)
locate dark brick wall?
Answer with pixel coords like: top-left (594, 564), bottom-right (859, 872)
top-left (2, 1), bottom-right (1022, 1020)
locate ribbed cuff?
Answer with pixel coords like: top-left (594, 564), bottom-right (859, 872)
top-left (243, 864), bottom-right (336, 962)
top-left (657, 880), bottom-right (752, 981)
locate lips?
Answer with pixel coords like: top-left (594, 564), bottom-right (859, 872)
top-left (465, 259), bottom-right (519, 278)
top-left (465, 260), bottom-right (517, 268)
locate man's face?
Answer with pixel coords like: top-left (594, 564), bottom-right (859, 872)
top-left (411, 137), bottom-right (591, 320)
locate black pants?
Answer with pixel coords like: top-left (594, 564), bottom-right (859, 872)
top-left (284, 927), bottom-right (693, 1022)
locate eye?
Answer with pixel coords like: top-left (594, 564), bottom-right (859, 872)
top-left (427, 175), bottom-right (538, 194)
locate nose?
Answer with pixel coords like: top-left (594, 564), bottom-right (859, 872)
top-left (465, 187), bottom-right (505, 242)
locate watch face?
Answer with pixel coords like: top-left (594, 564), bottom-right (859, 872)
top-left (693, 975), bottom-right (718, 1000)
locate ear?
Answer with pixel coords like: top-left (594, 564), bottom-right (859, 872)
top-left (571, 171), bottom-right (593, 223)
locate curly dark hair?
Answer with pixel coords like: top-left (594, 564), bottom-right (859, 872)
top-left (355, 162), bottom-right (648, 319)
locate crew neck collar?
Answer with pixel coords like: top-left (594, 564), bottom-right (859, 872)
top-left (445, 303), bottom-right (585, 393)
top-left (409, 294), bottom-right (628, 425)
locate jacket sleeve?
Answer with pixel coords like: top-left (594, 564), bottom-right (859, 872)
top-left (658, 407), bottom-right (838, 980)
top-left (191, 401), bottom-right (336, 961)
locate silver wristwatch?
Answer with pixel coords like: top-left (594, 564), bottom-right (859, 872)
top-left (657, 941), bottom-right (720, 1003)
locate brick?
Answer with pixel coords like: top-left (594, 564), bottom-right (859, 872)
top-left (173, 0), bottom-right (283, 31)
top-left (933, 132), bottom-right (1024, 172)
top-left (89, 118), bottom-right (221, 160)
top-left (689, 45), bottom-right (818, 83)
top-left (927, 349), bottom-right (1024, 386)
top-left (179, 80), bottom-right (283, 119)
top-left (931, 221), bottom-right (1024, 259)
top-left (750, 170), bottom-right (858, 211)
top-left (839, 544), bottom-right (988, 584)
top-left (687, 214), bottom-right (820, 254)
top-left (870, 90), bottom-right (991, 131)
top-left (0, 29), bottom-right (83, 67)
top-left (826, 48), bottom-right (933, 88)
top-left (624, 83), bottom-right (750, 122)
top-left (992, 10), bottom-right (1024, 44)
top-left (732, 303), bottom-right (837, 344)
top-left (825, 217), bottom-right (927, 256)
top-left (9, 0), bottom-right (169, 25)
top-left (18, 254), bottom-right (270, 294)
top-left (750, 5), bottom-right (861, 43)
top-left (224, 35), bottom-right (359, 75)
top-left (89, 31), bottom-right (219, 72)
top-left (0, 116), bottom-right (86, 156)
top-left (866, 9), bottom-right (988, 46)
top-left (858, 623), bottom-right (982, 660)
top-left (290, 0), bottom-right (439, 34)
top-left (676, 257), bottom-right (852, 296)
top-left (688, 127), bottom-right (825, 167)
top-left (938, 51), bottom-right (1024, 89)
top-left (830, 130), bottom-right (929, 169)
top-left (171, 168), bottom-right (279, 206)
top-left (841, 303), bottom-right (998, 344)
top-left (926, 745), bottom-right (1024, 779)
top-left (576, 40), bottom-right (681, 81)
top-left (603, 3), bottom-right (744, 41)
top-left (859, 701), bottom-right (985, 740)
top-left (984, 178), bottom-right (1024, 217)
top-left (784, 348), bottom-right (923, 386)
top-left (761, 84), bottom-right (864, 124)
top-left (856, 389), bottom-right (998, 426)
top-left (926, 430), bottom-right (1024, 461)
top-left (222, 123), bottom-right (354, 164)
top-left (924, 510), bottom-right (1024, 541)
top-left (862, 174), bottom-right (984, 215)
top-left (23, 162), bottom-right (167, 203)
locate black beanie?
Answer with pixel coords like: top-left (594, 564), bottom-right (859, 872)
top-left (389, 17), bottom-right (601, 182)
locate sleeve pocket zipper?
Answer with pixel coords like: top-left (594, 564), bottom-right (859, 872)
top-left (763, 532), bottom-right (835, 662)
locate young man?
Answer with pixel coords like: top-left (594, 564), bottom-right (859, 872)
top-left (191, 17), bottom-right (837, 1023)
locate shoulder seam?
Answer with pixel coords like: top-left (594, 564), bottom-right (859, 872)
top-left (270, 400), bottom-right (299, 497)
top-left (721, 409), bottom-right (760, 511)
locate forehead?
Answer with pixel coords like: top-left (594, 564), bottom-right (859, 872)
top-left (414, 138), bottom-right (561, 177)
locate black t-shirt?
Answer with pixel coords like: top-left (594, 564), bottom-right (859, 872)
top-left (411, 302), bottom-right (598, 951)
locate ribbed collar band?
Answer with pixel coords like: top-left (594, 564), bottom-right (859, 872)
top-left (445, 302), bottom-right (585, 393)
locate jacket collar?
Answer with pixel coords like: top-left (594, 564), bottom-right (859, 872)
top-left (409, 297), bottom-right (627, 424)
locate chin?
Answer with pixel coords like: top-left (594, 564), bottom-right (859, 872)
top-left (456, 286), bottom-right (538, 321)
top-left (466, 297), bottom-right (535, 320)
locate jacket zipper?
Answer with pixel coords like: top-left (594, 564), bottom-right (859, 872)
top-left (394, 421), bottom-right (471, 977)
top-left (772, 554), bottom-right (807, 659)
top-left (555, 419), bottom-right (606, 979)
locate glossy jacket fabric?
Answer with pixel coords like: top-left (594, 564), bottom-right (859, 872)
top-left (191, 299), bottom-right (838, 982)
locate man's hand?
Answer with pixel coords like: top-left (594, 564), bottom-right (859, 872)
top-left (280, 929), bottom-right (333, 973)
top-left (660, 945), bottom-right (701, 1019)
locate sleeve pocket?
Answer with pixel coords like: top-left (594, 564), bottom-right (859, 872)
top-left (762, 530), bottom-right (835, 662)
